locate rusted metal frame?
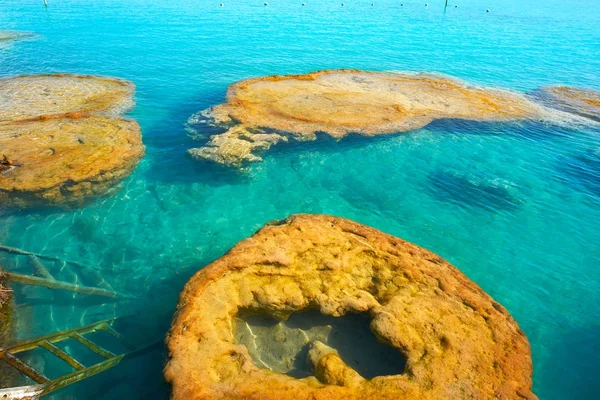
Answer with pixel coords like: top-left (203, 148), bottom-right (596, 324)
top-left (0, 384), bottom-right (44, 400)
top-left (4, 272), bottom-right (119, 299)
top-left (0, 244), bottom-right (89, 270)
top-left (0, 352), bottom-right (50, 384)
top-left (39, 354), bottom-right (125, 395)
top-left (0, 355), bottom-right (125, 400)
top-left (0, 340), bottom-right (162, 399)
top-left (70, 333), bottom-right (116, 359)
top-left (1, 317), bottom-right (116, 354)
top-left (0, 244), bottom-right (133, 299)
top-left (0, 317), bottom-right (161, 399)
top-left (38, 340), bottom-right (85, 371)
top-left (27, 255), bottom-right (55, 281)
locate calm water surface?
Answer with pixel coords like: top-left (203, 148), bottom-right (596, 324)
top-left (1, 0), bottom-right (599, 398)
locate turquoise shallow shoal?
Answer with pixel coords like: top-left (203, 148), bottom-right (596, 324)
top-left (0, 0), bottom-right (599, 398)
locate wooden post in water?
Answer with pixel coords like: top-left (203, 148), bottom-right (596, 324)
top-left (44, 0), bottom-right (48, 7)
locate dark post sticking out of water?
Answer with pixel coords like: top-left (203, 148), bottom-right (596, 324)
top-left (445, 0), bottom-right (449, 9)
top-left (44, 0), bottom-right (48, 8)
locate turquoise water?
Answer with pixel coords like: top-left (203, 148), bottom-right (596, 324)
top-left (1, 0), bottom-right (599, 398)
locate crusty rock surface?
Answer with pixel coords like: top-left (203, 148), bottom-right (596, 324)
top-left (187, 70), bottom-right (542, 167)
top-left (538, 86), bottom-right (600, 122)
top-left (165, 214), bottom-right (537, 400)
top-left (0, 74), bottom-right (135, 122)
top-left (0, 74), bottom-right (144, 208)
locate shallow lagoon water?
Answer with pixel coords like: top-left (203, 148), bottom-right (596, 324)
top-left (0, 0), bottom-right (599, 398)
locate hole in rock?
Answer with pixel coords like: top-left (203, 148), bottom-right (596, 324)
top-left (234, 310), bottom-right (407, 380)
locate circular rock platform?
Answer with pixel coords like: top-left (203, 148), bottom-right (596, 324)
top-left (0, 74), bottom-right (144, 208)
top-left (187, 70), bottom-right (543, 167)
top-left (165, 214), bottom-right (537, 400)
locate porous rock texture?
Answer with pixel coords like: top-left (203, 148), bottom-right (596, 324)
top-left (0, 74), bottom-right (144, 208)
top-left (539, 86), bottom-right (600, 122)
top-left (187, 70), bottom-right (542, 167)
top-left (165, 214), bottom-right (537, 400)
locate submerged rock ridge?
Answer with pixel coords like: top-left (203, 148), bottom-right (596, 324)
top-left (187, 70), bottom-right (542, 167)
top-left (0, 74), bottom-right (144, 208)
top-left (537, 86), bottom-right (600, 122)
top-left (0, 30), bottom-right (35, 43)
top-left (165, 214), bottom-right (537, 400)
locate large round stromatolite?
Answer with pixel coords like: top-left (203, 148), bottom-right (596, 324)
top-left (0, 74), bottom-right (144, 208)
top-left (187, 70), bottom-right (543, 167)
top-left (165, 214), bottom-right (537, 400)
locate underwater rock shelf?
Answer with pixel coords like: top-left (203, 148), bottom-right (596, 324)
top-left (0, 31), bottom-right (35, 43)
top-left (538, 86), bottom-right (600, 122)
top-left (165, 214), bottom-right (537, 400)
top-left (0, 74), bottom-right (144, 208)
top-left (187, 69), bottom-right (544, 167)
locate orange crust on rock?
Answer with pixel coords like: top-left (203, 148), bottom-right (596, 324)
top-left (165, 214), bottom-right (538, 400)
top-left (187, 70), bottom-right (542, 167)
top-left (0, 74), bottom-right (144, 208)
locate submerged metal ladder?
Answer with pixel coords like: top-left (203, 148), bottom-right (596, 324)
top-left (0, 244), bottom-right (131, 299)
top-left (0, 317), bottom-right (160, 400)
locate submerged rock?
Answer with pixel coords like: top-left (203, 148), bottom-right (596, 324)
top-left (0, 30), bottom-right (35, 43)
top-left (0, 74), bottom-right (135, 122)
top-left (0, 74), bottom-right (144, 208)
top-left (187, 70), bottom-right (542, 167)
top-left (428, 169), bottom-right (525, 211)
top-left (165, 214), bottom-right (537, 400)
top-left (537, 86), bottom-right (600, 123)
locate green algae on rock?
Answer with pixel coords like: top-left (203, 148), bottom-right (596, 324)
top-left (165, 214), bottom-right (537, 400)
top-left (187, 70), bottom-right (543, 168)
top-left (0, 75), bottom-right (144, 208)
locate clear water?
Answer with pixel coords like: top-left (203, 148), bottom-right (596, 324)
top-left (1, 0), bottom-right (599, 398)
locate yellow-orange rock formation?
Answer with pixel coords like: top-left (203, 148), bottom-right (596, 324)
top-left (539, 86), bottom-right (600, 122)
top-left (0, 74), bottom-right (144, 208)
top-left (187, 70), bottom-right (542, 167)
top-left (165, 214), bottom-right (537, 400)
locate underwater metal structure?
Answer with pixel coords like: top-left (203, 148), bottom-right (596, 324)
top-left (0, 317), bottom-right (159, 400)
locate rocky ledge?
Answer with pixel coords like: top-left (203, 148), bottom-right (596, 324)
top-left (537, 86), bottom-right (600, 123)
top-left (187, 70), bottom-right (543, 167)
top-left (165, 214), bottom-right (537, 400)
top-left (0, 74), bottom-right (144, 208)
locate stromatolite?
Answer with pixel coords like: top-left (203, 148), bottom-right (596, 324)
top-left (0, 31), bottom-right (35, 43)
top-left (187, 70), bottom-right (543, 167)
top-left (0, 74), bottom-right (144, 208)
top-left (537, 86), bottom-right (600, 122)
top-left (165, 214), bottom-right (537, 400)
